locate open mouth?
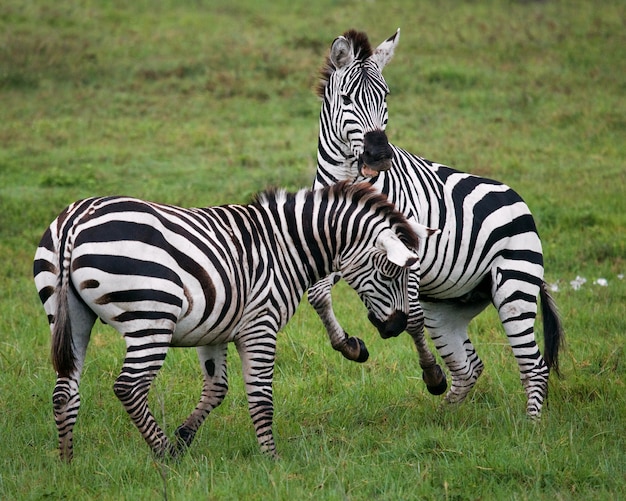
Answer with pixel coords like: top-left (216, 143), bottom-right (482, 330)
top-left (360, 164), bottom-right (380, 177)
top-left (358, 129), bottom-right (393, 177)
top-left (359, 157), bottom-right (392, 178)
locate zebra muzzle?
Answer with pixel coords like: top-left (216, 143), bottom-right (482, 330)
top-left (368, 310), bottom-right (407, 339)
top-left (359, 130), bottom-right (393, 177)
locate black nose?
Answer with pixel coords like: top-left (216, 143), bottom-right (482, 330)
top-left (362, 130), bottom-right (393, 168)
top-left (368, 310), bottom-right (408, 339)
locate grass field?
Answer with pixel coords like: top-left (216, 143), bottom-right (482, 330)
top-left (1, 1), bottom-right (624, 499)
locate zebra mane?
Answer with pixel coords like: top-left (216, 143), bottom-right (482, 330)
top-left (316, 29), bottom-right (373, 99)
top-left (254, 181), bottom-right (420, 250)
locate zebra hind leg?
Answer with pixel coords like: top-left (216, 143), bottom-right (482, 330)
top-left (493, 278), bottom-right (549, 419)
top-left (113, 327), bottom-right (175, 458)
top-left (308, 274), bottom-right (369, 363)
top-left (52, 290), bottom-right (97, 463)
top-left (53, 374), bottom-right (83, 463)
top-left (173, 344), bottom-right (229, 456)
top-left (422, 300), bottom-right (488, 406)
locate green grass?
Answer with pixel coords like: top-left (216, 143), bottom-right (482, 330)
top-left (1, 0), bottom-right (625, 499)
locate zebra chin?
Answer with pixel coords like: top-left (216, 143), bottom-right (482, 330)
top-left (367, 310), bottom-right (408, 339)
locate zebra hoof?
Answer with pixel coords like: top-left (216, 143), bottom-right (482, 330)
top-left (342, 336), bottom-right (369, 363)
top-left (173, 425), bottom-right (196, 456)
top-left (423, 367), bottom-right (447, 395)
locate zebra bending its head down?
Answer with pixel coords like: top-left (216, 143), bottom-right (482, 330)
top-left (310, 29), bottom-right (564, 418)
top-left (33, 181), bottom-right (436, 462)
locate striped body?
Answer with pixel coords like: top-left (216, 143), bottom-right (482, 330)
top-left (310, 29), bottom-right (563, 417)
top-left (34, 182), bottom-right (425, 461)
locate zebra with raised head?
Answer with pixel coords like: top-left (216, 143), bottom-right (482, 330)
top-left (34, 181), bottom-right (437, 462)
top-left (309, 29), bottom-right (564, 418)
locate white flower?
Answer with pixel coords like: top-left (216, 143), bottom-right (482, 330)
top-left (548, 282), bottom-right (560, 292)
top-left (570, 276), bottom-right (587, 290)
top-left (594, 278), bottom-right (608, 287)
top-left (618, 274), bottom-right (624, 280)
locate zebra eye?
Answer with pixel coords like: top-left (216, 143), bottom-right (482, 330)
top-left (341, 95), bottom-right (352, 105)
top-left (379, 261), bottom-right (403, 280)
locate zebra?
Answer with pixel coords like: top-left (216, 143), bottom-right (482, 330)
top-left (33, 181), bottom-right (438, 462)
top-left (308, 28), bottom-right (564, 418)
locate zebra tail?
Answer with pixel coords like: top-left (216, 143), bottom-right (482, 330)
top-left (51, 246), bottom-right (76, 379)
top-left (539, 281), bottom-right (564, 377)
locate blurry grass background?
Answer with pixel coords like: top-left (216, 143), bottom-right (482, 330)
top-left (1, 1), bottom-right (624, 500)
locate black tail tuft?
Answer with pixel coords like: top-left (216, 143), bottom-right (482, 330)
top-left (540, 282), bottom-right (565, 377)
top-left (51, 280), bottom-right (76, 378)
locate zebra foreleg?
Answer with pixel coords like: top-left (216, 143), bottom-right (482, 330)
top-left (113, 329), bottom-right (174, 458)
top-left (406, 319), bottom-right (447, 396)
top-left (235, 331), bottom-right (279, 458)
top-left (407, 275), bottom-right (447, 395)
top-left (307, 274), bottom-right (369, 363)
top-left (174, 344), bottom-right (229, 455)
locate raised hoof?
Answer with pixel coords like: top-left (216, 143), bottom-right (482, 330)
top-left (342, 336), bottom-right (369, 363)
top-left (423, 368), bottom-right (447, 396)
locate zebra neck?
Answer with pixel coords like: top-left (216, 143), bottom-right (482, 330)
top-left (316, 142), bottom-right (361, 186)
top-left (262, 202), bottom-right (334, 291)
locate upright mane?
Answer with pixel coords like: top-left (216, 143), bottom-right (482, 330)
top-left (327, 181), bottom-right (419, 249)
top-left (254, 181), bottom-right (419, 250)
top-left (316, 29), bottom-right (372, 98)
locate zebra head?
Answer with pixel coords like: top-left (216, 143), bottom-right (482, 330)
top-left (317, 29), bottom-right (400, 181)
top-left (340, 226), bottom-right (417, 339)
top-left (329, 183), bottom-right (438, 339)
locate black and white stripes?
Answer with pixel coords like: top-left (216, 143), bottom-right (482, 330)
top-left (310, 29), bottom-right (564, 417)
top-left (34, 181), bottom-right (430, 461)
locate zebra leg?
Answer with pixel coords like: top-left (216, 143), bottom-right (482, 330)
top-left (174, 344), bottom-right (229, 455)
top-left (307, 274), bottom-right (369, 363)
top-left (52, 290), bottom-right (97, 463)
top-left (422, 300), bottom-right (489, 405)
top-left (406, 275), bottom-right (447, 395)
top-left (113, 327), bottom-right (174, 458)
top-left (491, 270), bottom-right (548, 418)
top-left (235, 331), bottom-right (278, 458)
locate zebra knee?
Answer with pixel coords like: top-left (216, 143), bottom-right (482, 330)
top-left (52, 379), bottom-right (78, 413)
top-left (52, 388), bottom-right (70, 411)
top-left (113, 377), bottom-right (143, 405)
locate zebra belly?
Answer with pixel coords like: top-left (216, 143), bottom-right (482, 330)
top-left (170, 325), bottom-right (236, 347)
top-left (420, 274), bottom-right (492, 305)
top-left (72, 266), bottom-right (240, 347)
top-left (170, 305), bottom-right (244, 347)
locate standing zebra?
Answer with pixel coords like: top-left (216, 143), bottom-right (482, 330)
top-left (309, 29), bottom-right (564, 418)
top-left (34, 181), bottom-right (436, 462)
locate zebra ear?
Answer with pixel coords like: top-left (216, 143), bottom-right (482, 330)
top-left (330, 36), bottom-right (354, 69)
top-left (407, 218), bottom-right (441, 239)
top-left (376, 229), bottom-right (419, 269)
top-left (371, 28), bottom-right (400, 71)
